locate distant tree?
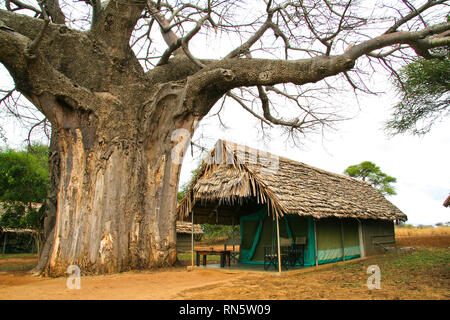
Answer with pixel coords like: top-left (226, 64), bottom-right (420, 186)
top-left (177, 163), bottom-right (202, 203)
top-left (344, 161), bottom-right (397, 196)
top-left (386, 52), bottom-right (449, 136)
top-left (0, 143), bottom-right (50, 253)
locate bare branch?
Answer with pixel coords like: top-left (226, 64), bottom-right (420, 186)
top-left (223, 13), bottom-right (273, 59)
top-left (157, 14), bottom-right (209, 66)
top-left (5, 0), bottom-right (41, 15)
top-left (385, 0), bottom-right (447, 34)
top-left (226, 90), bottom-right (273, 126)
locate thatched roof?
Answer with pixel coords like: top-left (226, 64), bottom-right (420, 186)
top-left (444, 195), bottom-right (450, 208)
top-left (177, 140), bottom-right (407, 222)
top-left (176, 222), bottom-right (203, 234)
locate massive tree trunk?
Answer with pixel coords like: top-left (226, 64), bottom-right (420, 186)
top-left (40, 88), bottom-right (197, 276)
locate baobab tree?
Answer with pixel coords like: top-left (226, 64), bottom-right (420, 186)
top-left (0, 0), bottom-right (448, 276)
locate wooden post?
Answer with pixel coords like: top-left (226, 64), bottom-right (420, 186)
top-left (314, 219), bottom-right (318, 267)
top-left (358, 219), bottom-right (365, 257)
top-left (340, 220), bottom-right (345, 262)
top-left (276, 215), bottom-right (282, 273)
top-left (191, 211), bottom-right (194, 266)
top-left (2, 232), bottom-right (7, 254)
top-left (232, 216), bottom-right (235, 252)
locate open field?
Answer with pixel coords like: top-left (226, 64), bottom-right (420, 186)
top-left (395, 226), bottom-right (450, 248)
top-left (0, 247), bottom-right (448, 300)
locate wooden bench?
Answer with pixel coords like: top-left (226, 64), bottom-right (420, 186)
top-left (195, 249), bottom-right (231, 267)
top-left (371, 235), bottom-right (396, 252)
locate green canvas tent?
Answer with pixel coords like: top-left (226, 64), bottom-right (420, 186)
top-left (177, 140), bottom-right (407, 268)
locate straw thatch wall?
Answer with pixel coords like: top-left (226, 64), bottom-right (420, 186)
top-left (177, 140), bottom-right (406, 223)
top-left (176, 222), bottom-right (203, 253)
top-left (176, 222), bottom-right (203, 234)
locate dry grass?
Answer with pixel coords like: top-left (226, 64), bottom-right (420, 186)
top-left (395, 226), bottom-right (450, 248)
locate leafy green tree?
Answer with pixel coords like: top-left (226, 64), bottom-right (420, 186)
top-left (0, 144), bottom-right (50, 253)
top-left (177, 163), bottom-right (202, 203)
top-left (386, 54), bottom-right (449, 136)
top-left (0, 144), bottom-right (49, 205)
top-left (344, 161), bottom-right (397, 196)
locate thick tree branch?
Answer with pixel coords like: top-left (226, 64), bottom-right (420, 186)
top-left (0, 20), bottom-right (106, 126)
top-left (147, 0), bottom-right (181, 48)
top-left (90, 0), bottom-right (146, 56)
top-left (42, 0), bottom-right (65, 24)
top-left (157, 15), bottom-right (209, 66)
top-left (25, 2), bottom-right (50, 59)
top-left (346, 22), bottom-right (450, 60)
top-left (84, 0), bottom-right (101, 25)
top-left (6, 0), bottom-right (40, 15)
top-left (0, 8), bottom-right (58, 42)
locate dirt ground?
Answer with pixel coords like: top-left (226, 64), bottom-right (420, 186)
top-left (0, 256), bottom-right (244, 299)
top-left (1, 248), bottom-right (449, 300)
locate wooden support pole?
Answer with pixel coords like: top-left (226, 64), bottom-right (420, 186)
top-left (191, 211), bottom-right (194, 266)
top-left (314, 219), bottom-right (318, 267)
top-left (340, 220), bottom-right (345, 262)
top-left (276, 215), bottom-right (281, 273)
top-left (358, 219), bottom-right (365, 257)
top-left (2, 232), bottom-right (7, 254)
top-left (232, 216), bottom-right (235, 252)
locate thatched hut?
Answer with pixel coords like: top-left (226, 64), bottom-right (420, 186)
top-left (177, 140), bottom-right (407, 268)
top-left (176, 222), bottom-right (203, 253)
top-left (0, 228), bottom-right (38, 254)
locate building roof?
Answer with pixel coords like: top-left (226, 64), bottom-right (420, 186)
top-left (176, 221), bottom-right (203, 234)
top-left (444, 195), bottom-right (450, 208)
top-left (177, 140), bottom-right (407, 222)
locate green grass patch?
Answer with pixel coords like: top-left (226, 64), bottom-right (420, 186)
top-left (0, 262), bottom-right (36, 272)
top-left (385, 248), bottom-right (450, 272)
top-left (0, 253), bottom-right (38, 259)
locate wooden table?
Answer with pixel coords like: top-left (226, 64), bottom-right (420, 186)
top-left (195, 249), bottom-right (231, 267)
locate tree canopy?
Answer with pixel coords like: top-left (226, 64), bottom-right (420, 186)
top-left (344, 161), bottom-right (397, 196)
top-left (0, 143), bottom-right (49, 230)
top-left (386, 52), bottom-right (449, 135)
